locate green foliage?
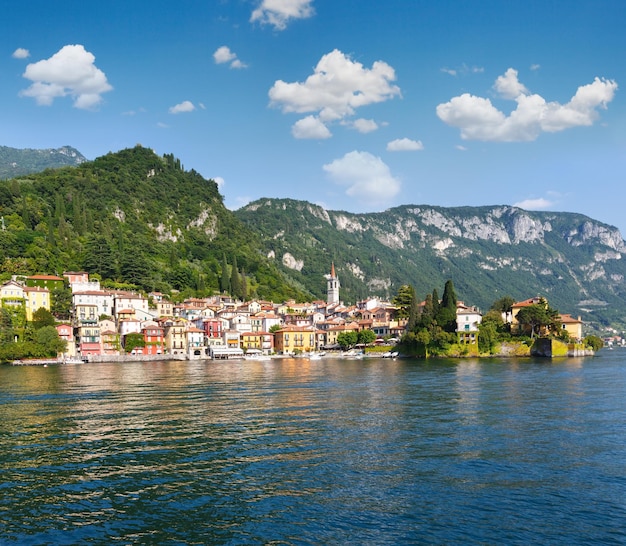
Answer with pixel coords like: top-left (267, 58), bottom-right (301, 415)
top-left (357, 329), bottom-right (376, 345)
top-left (124, 333), bottom-right (145, 353)
top-left (337, 330), bottom-right (358, 349)
top-left (437, 280), bottom-right (457, 333)
top-left (583, 335), bottom-right (604, 351)
top-left (0, 325), bottom-right (65, 361)
top-left (32, 307), bottom-right (55, 329)
top-left (516, 301), bottom-right (561, 338)
top-left (0, 146), bottom-right (311, 302)
top-left (490, 296), bottom-right (516, 313)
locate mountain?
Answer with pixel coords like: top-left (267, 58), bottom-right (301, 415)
top-left (235, 198), bottom-right (626, 328)
top-left (3, 144), bottom-right (625, 330)
top-left (0, 145), bottom-right (87, 179)
top-left (0, 146), bottom-right (310, 302)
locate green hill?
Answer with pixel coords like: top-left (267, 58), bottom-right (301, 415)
top-left (0, 146), bottom-right (310, 302)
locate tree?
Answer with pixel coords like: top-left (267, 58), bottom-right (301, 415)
top-left (35, 326), bottom-right (66, 357)
top-left (83, 234), bottom-right (116, 279)
top-left (32, 307), bottom-right (55, 329)
top-left (230, 255), bottom-right (242, 299)
top-left (515, 302), bottom-right (561, 338)
top-left (337, 330), bottom-right (358, 349)
top-left (392, 285), bottom-right (414, 319)
top-left (478, 310), bottom-right (504, 354)
top-left (437, 280), bottom-right (457, 332)
top-left (0, 307), bottom-right (14, 344)
top-left (584, 335), bottom-right (603, 352)
top-left (491, 296), bottom-right (516, 314)
top-left (357, 329), bottom-right (376, 346)
top-left (51, 285), bottom-right (72, 320)
top-left (220, 254), bottom-right (230, 294)
top-left (418, 293), bottom-right (435, 329)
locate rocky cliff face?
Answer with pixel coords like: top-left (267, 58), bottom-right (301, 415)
top-left (236, 199), bottom-right (626, 328)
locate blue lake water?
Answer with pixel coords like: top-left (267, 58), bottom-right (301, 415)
top-left (1, 353), bottom-right (625, 544)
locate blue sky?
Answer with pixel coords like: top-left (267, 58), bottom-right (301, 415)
top-left (2, 1), bottom-right (625, 233)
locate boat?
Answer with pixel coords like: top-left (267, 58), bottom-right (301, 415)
top-left (308, 352), bottom-right (325, 360)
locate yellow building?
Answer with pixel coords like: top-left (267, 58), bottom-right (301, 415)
top-left (274, 325), bottom-right (319, 354)
top-left (23, 286), bottom-right (51, 321)
top-left (241, 332), bottom-right (273, 354)
top-left (559, 314), bottom-right (583, 341)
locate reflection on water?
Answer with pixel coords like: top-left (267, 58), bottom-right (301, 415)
top-left (1, 355), bottom-right (626, 544)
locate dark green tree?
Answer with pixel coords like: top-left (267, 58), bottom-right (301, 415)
top-left (35, 326), bottom-right (66, 356)
top-left (51, 285), bottom-right (72, 320)
top-left (220, 254), bottom-right (230, 294)
top-left (419, 293), bottom-right (435, 329)
top-left (515, 302), bottom-right (561, 338)
top-left (32, 307), bottom-right (56, 329)
top-left (490, 296), bottom-right (516, 314)
top-left (83, 234), bottom-right (116, 279)
top-left (392, 285), bottom-right (414, 319)
top-left (437, 280), bottom-right (458, 332)
top-left (230, 255), bottom-right (242, 299)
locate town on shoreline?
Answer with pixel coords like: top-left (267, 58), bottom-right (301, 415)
top-left (1, 264), bottom-right (597, 364)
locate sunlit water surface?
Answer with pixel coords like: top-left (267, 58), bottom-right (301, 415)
top-left (1, 354), bottom-right (625, 544)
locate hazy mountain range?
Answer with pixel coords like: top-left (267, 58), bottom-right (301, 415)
top-left (0, 145), bottom-right (86, 179)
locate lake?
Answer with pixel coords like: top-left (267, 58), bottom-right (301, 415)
top-left (1, 353), bottom-right (625, 544)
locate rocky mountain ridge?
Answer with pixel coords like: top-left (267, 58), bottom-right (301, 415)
top-left (0, 145), bottom-right (86, 179)
top-left (236, 199), bottom-right (626, 328)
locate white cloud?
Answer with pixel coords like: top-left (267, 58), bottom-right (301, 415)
top-left (493, 68), bottom-right (528, 99)
top-left (213, 176), bottom-right (225, 189)
top-left (292, 115), bottom-right (332, 139)
top-left (213, 46), bottom-right (247, 69)
top-left (214, 46), bottom-right (236, 64)
top-left (20, 44), bottom-right (112, 109)
top-left (157, 122), bottom-right (169, 129)
top-left (513, 197), bottom-right (553, 210)
top-left (530, 63), bottom-right (541, 71)
top-left (269, 49), bottom-right (401, 135)
top-left (441, 64), bottom-right (484, 77)
top-left (455, 144), bottom-right (468, 151)
top-left (323, 150), bottom-right (400, 207)
top-left (436, 68), bottom-right (618, 141)
top-left (169, 100), bottom-right (195, 114)
top-left (251, 0), bottom-right (314, 30)
top-left (12, 48), bottom-right (30, 59)
top-left (352, 118), bottom-right (378, 133)
top-left (387, 138), bottom-right (424, 151)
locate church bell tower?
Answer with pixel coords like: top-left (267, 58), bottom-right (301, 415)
top-left (327, 262), bottom-right (340, 305)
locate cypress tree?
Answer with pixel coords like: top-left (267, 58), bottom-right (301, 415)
top-left (438, 280), bottom-right (458, 332)
top-left (407, 286), bottom-right (419, 332)
top-left (230, 255), bottom-right (241, 299)
top-left (220, 254), bottom-right (230, 294)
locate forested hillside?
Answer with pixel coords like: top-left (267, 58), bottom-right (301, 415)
top-left (0, 146), bottom-right (310, 302)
